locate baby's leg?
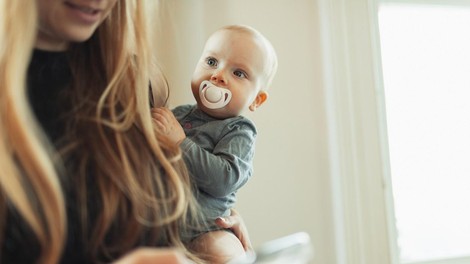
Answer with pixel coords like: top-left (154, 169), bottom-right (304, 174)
top-left (189, 230), bottom-right (245, 264)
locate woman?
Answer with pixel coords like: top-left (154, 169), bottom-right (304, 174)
top-left (0, 0), bottom-right (251, 263)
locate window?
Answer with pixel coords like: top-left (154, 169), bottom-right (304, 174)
top-left (378, 3), bottom-right (470, 263)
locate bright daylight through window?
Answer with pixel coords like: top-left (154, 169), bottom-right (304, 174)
top-left (378, 3), bottom-right (470, 263)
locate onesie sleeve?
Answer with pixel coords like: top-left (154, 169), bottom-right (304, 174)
top-left (180, 119), bottom-right (256, 198)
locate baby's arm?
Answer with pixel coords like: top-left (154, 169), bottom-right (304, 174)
top-left (180, 120), bottom-right (256, 198)
top-left (151, 107), bottom-right (186, 145)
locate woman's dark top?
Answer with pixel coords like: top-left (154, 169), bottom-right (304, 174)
top-left (2, 49), bottom-right (83, 264)
top-left (3, 49), bottom-right (165, 264)
top-left (27, 49), bottom-right (72, 142)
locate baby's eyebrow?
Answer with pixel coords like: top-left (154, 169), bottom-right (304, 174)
top-left (204, 49), bottom-right (220, 57)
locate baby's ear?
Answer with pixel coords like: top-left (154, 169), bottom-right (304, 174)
top-left (249, 91), bottom-right (269, 112)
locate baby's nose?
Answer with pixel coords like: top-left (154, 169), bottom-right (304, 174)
top-left (211, 71), bottom-right (227, 85)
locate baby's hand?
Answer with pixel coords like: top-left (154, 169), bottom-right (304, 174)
top-left (151, 107), bottom-right (186, 145)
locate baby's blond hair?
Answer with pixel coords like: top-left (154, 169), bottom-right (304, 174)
top-left (218, 25), bottom-right (278, 90)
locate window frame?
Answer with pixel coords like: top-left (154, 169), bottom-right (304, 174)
top-left (318, 0), bottom-right (470, 263)
top-left (318, 0), bottom-right (395, 263)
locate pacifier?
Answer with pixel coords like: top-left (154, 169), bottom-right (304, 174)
top-left (199, 80), bottom-right (232, 109)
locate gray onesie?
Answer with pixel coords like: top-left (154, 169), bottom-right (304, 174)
top-left (172, 104), bottom-right (256, 238)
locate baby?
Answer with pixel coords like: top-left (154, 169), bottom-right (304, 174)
top-left (152, 25), bottom-right (277, 263)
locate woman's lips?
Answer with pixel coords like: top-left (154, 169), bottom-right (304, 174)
top-left (64, 1), bottom-right (102, 24)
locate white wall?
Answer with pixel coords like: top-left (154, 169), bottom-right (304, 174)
top-left (153, 1), bottom-right (336, 263)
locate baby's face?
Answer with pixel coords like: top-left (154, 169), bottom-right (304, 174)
top-left (191, 29), bottom-right (268, 119)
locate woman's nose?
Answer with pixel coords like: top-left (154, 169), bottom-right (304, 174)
top-left (210, 70), bottom-right (227, 85)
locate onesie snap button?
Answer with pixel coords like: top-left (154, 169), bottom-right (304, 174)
top-left (184, 122), bottom-right (192, 129)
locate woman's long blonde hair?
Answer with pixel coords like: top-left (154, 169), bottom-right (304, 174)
top-left (0, 0), bottom-right (66, 263)
top-left (1, 0), bottom-right (199, 263)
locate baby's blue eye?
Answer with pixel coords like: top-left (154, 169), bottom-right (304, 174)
top-left (234, 70), bottom-right (247, 78)
top-left (206, 57), bottom-right (218, 67)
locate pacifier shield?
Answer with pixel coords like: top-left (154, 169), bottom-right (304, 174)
top-left (199, 81), bottom-right (232, 109)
